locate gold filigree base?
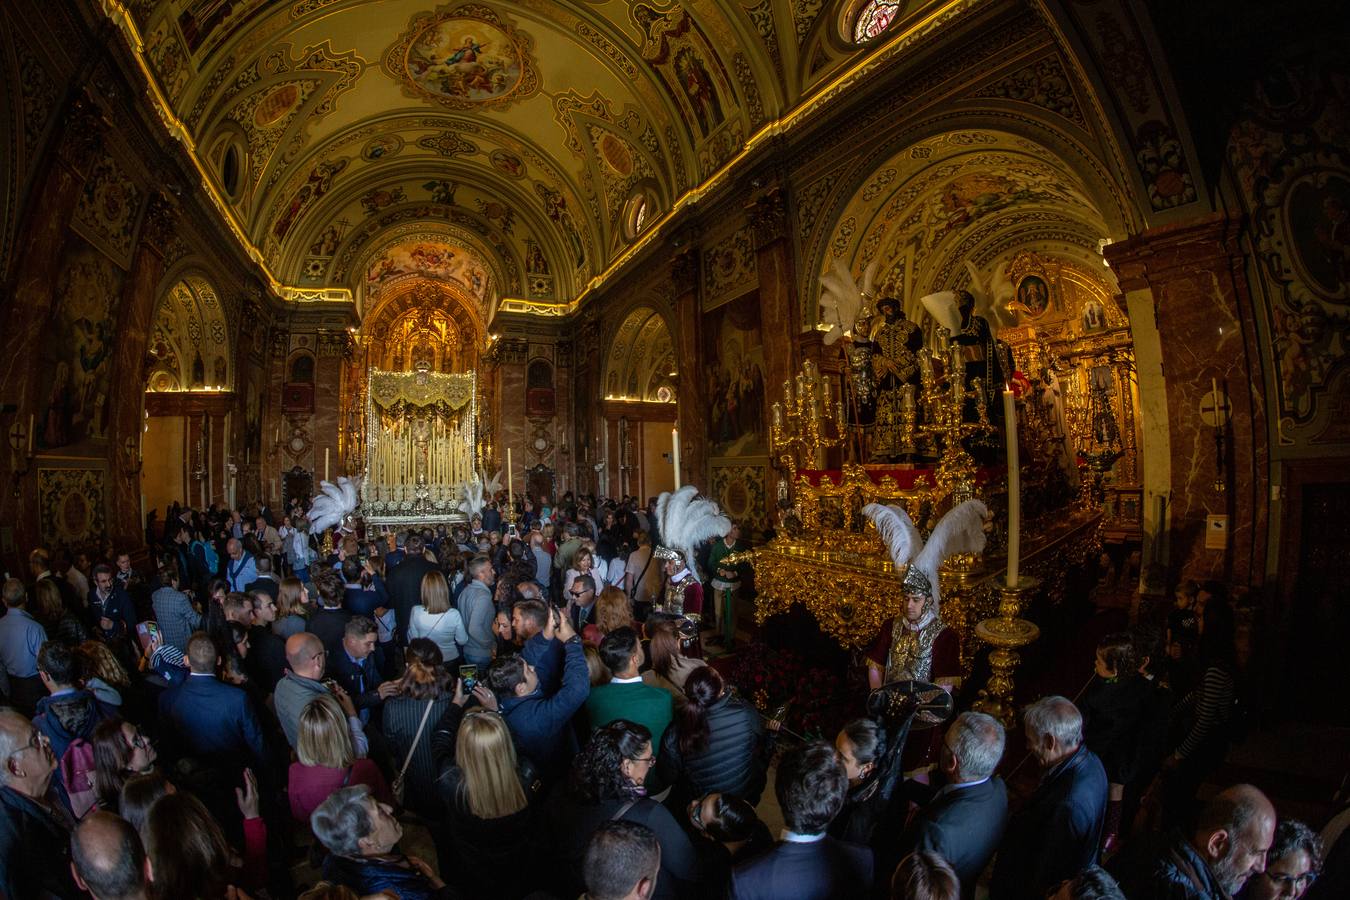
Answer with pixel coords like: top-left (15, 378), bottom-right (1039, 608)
top-left (971, 575), bottom-right (1041, 727)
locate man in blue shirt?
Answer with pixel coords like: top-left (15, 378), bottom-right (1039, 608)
top-left (0, 579), bottom-right (48, 716)
top-left (225, 538), bottom-right (258, 593)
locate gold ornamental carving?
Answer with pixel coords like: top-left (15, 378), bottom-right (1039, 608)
top-left (369, 369), bottom-right (475, 409)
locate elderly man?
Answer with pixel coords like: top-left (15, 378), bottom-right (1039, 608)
top-left (311, 785), bottom-right (450, 898)
top-left (990, 696), bottom-right (1108, 900)
top-left (1111, 784), bottom-right (1276, 900)
top-left (0, 709), bottom-right (78, 899)
top-left (897, 711), bottom-right (1009, 900)
top-left (224, 538), bottom-right (258, 593)
top-left (70, 810), bottom-right (150, 900)
top-left (0, 578), bottom-right (49, 715)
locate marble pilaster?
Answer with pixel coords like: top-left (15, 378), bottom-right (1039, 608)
top-left (671, 249), bottom-right (707, 489)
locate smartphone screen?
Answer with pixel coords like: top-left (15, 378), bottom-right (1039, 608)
top-left (459, 664), bottom-right (478, 691)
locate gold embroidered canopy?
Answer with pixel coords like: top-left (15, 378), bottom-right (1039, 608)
top-left (368, 368), bottom-right (475, 410)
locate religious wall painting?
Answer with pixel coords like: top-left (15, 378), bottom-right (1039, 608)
top-left (253, 83), bottom-right (302, 128)
top-left (1227, 61), bottom-right (1350, 432)
top-left (535, 182), bottom-right (586, 270)
top-left (38, 468), bottom-right (106, 547)
top-left (1016, 275), bottom-right (1050, 318)
top-left (38, 240), bottom-right (125, 452)
top-left (703, 293), bottom-right (767, 458)
top-left (1286, 173), bottom-right (1350, 299)
top-left (633, 6), bottom-right (736, 145)
top-left (423, 179), bottom-right (459, 205)
top-left (272, 157), bottom-right (348, 239)
top-left (309, 222), bottom-right (344, 257)
top-left (490, 149), bottom-right (525, 178)
top-left (383, 5), bottom-right (540, 111)
top-left (366, 240), bottom-right (488, 300)
top-left (71, 154), bottom-right (145, 269)
top-left (360, 185), bottom-right (407, 215)
top-left (475, 198), bottom-right (514, 235)
top-left (361, 135), bottom-right (404, 161)
top-left (710, 462), bottom-right (770, 537)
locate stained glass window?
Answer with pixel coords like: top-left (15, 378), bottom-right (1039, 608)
top-left (853, 0), bottom-right (903, 44)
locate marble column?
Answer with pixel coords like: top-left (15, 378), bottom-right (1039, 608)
top-left (1106, 213), bottom-right (1270, 589)
top-left (671, 249), bottom-right (707, 489)
top-left (108, 193), bottom-right (177, 549)
top-left (0, 93), bottom-right (106, 561)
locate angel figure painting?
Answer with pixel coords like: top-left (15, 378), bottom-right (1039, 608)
top-left (405, 18), bottom-right (523, 103)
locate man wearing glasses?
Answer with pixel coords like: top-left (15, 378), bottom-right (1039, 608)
top-left (567, 574), bottom-right (599, 634)
top-left (0, 709), bottom-right (79, 899)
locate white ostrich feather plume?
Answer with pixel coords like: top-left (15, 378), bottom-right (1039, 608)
top-left (819, 258), bottom-right (880, 346)
top-left (862, 499), bottom-right (988, 609)
top-left (308, 476), bottom-right (361, 535)
top-left (655, 485), bottom-right (731, 581)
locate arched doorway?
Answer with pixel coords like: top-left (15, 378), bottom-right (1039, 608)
top-left (142, 274), bottom-right (233, 521)
top-left (601, 306), bottom-right (678, 499)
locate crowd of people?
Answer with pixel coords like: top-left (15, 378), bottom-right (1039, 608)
top-left (0, 491), bottom-right (1342, 900)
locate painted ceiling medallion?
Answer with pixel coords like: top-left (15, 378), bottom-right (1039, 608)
top-left (383, 4), bottom-right (539, 111)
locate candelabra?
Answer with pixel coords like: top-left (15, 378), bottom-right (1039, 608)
top-left (918, 343), bottom-right (994, 505)
top-left (972, 575), bottom-right (1041, 727)
top-left (769, 360), bottom-right (843, 473)
top-left (1066, 373), bottom-right (1123, 506)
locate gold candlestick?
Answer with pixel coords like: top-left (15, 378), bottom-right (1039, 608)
top-left (972, 575), bottom-right (1041, 728)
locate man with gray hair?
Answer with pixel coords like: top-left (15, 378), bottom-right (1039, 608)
top-left (991, 696), bottom-right (1108, 900)
top-left (311, 784), bottom-right (448, 896)
top-left (898, 711), bottom-right (1009, 900)
top-left (0, 709), bottom-right (78, 898)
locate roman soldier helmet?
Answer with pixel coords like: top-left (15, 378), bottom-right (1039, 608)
top-left (862, 499), bottom-right (989, 618)
top-left (652, 485), bottom-right (731, 582)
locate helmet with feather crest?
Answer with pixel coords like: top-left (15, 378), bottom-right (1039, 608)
top-left (862, 499), bottom-right (989, 623)
top-left (652, 485), bottom-right (731, 582)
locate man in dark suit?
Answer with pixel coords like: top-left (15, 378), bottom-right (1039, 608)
top-left (731, 741), bottom-right (872, 899)
top-left (384, 534), bottom-right (435, 641)
top-left (990, 696), bottom-right (1108, 900)
top-left (898, 711), bottom-right (1009, 900)
top-left (327, 616), bottom-right (395, 725)
top-left (245, 589), bottom-right (287, 695)
top-left (243, 556), bottom-right (280, 602)
top-left (567, 574), bottom-right (599, 634)
top-left (158, 632), bottom-right (268, 773)
top-left (306, 567), bottom-right (353, 658)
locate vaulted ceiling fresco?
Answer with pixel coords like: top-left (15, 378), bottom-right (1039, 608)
top-left (121, 0), bottom-right (956, 315)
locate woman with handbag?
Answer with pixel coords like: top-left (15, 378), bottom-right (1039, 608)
top-left (383, 639), bottom-right (455, 821)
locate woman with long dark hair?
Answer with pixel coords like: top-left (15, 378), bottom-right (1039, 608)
top-left (548, 719), bottom-right (701, 899)
top-left (644, 617), bottom-right (708, 695)
top-left (91, 717), bottom-right (158, 811)
top-left (384, 639), bottom-right (455, 821)
top-left (656, 666), bottom-right (771, 809)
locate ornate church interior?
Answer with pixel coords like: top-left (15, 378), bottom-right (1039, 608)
top-left (1, 0), bottom-right (1348, 897)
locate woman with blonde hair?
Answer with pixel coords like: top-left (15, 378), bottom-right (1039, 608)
top-left (588, 585), bottom-right (634, 645)
top-left (563, 547), bottom-right (595, 598)
top-left (274, 576), bottom-right (310, 639)
top-left (287, 693), bottom-right (391, 823)
top-left (643, 617), bottom-right (709, 695)
top-left (32, 577), bottom-right (89, 646)
top-left (431, 677), bottom-right (544, 898)
top-left (383, 638), bottom-right (455, 820)
top-left (407, 569), bottom-right (467, 667)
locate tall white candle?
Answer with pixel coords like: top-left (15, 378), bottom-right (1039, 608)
top-left (507, 447), bottom-right (514, 513)
top-left (672, 427), bottom-right (681, 490)
top-left (1004, 388), bottom-right (1020, 588)
top-left (324, 448), bottom-right (330, 482)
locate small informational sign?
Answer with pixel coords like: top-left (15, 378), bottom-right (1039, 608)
top-left (1205, 514), bottom-right (1229, 549)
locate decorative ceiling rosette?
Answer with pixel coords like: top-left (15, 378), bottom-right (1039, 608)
top-left (381, 3), bottom-right (540, 112)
